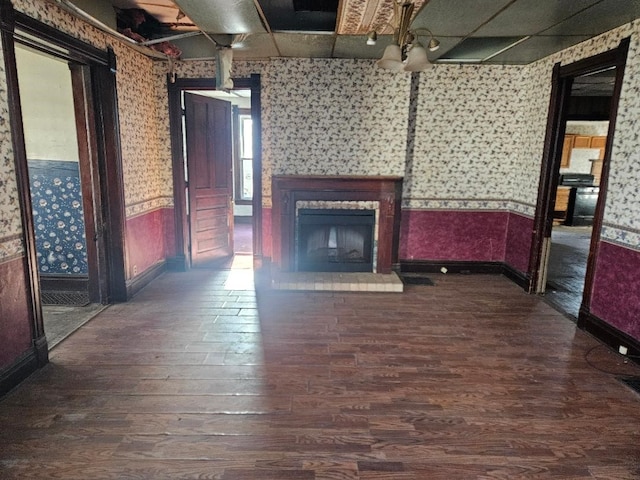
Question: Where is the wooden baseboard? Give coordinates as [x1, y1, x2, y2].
[399, 260, 531, 290]
[126, 261, 166, 299]
[578, 308, 640, 366]
[502, 264, 531, 290]
[400, 260, 504, 275]
[0, 348, 40, 397]
[40, 275, 89, 292]
[166, 255, 188, 272]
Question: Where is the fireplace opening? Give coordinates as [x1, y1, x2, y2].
[297, 209, 375, 272]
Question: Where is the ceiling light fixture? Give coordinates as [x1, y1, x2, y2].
[368, 0, 440, 72]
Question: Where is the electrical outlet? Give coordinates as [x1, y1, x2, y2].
[133, 265, 138, 276]
[619, 345, 628, 355]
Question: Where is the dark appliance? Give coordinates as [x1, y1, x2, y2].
[566, 186, 599, 226]
[559, 173, 594, 187]
[297, 209, 375, 272]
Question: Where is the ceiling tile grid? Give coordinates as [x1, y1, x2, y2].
[63, 0, 640, 64]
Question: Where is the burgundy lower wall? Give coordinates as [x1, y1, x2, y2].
[126, 208, 171, 278]
[0, 256, 33, 370]
[505, 212, 533, 273]
[591, 241, 640, 341]
[262, 207, 272, 259]
[399, 210, 509, 262]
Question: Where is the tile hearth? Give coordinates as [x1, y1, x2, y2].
[271, 271, 404, 292]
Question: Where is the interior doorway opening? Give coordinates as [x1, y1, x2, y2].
[530, 39, 629, 324]
[13, 43, 104, 347]
[546, 68, 614, 318]
[168, 76, 262, 272]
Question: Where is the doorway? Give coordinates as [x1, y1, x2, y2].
[14, 44, 105, 347]
[529, 39, 629, 324]
[546, 74, 613, 317]
[2, 6, 128, 358]
[168, 76, 262, 272]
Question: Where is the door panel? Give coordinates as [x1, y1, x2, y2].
[184, 93, 233, 266]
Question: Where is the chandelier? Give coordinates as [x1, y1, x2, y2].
[368, 0, 440, 72]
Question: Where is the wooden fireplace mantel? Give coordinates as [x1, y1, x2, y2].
[271, 175, 403, 273]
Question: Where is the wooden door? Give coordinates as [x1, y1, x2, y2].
[184, 93, 233, 266]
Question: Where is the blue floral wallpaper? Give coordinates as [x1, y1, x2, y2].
[28, 160, 88, 275]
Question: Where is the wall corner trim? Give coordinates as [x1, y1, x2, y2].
[0, 348, 40, 397]
[578, 308, 640, 366]
[125, 260, 166, 299]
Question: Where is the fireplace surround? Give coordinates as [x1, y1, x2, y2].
[271, 175, 403, 273]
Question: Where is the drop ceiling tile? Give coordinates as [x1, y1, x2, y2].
[439, 37, 526, 61]
[274, 33, 335, 58]
[411, 0, 514, 37]
[174, 0, 266, 34]
[540, 0, 640, 35]
[485, 35, 592, 64]
[232, 34, 280, 59]
[472, 0, 600, 36]
[171, 34, 217, 59]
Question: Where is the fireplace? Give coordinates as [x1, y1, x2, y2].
[297, 209, 375, 272]
[272, 176, 403, 274]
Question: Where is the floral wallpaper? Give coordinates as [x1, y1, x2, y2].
[405, 64, 528, 212]
[519, 20, 640, 250]
[0, 40, 24, 262]
[13, 0, 173, 220]
[3, 0, 640, 257]
[264, 58, 409, 200]
[171, 58, 410, 206]
[28, 160, 88, 275]
[112, 43, 173, 217]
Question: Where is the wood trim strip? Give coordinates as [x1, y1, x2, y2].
[91, 54, 128, 302]
[125, 260, 166, 299]
[10, 11, 108, 65]
[0, 0, 46, 348]
[40, 275, 89, 292]
[578, 307, 640, 367]
[580, 37, 630, 310]
[400, 260, 530, 290]
[0, 348, 39, 397]
[251, 74, 263, 265]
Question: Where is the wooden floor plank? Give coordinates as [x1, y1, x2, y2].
[1, 270, 640, 479]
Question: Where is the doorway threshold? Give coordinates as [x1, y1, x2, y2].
[271, 271, 403, 293]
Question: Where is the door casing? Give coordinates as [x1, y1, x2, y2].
[168, 76, 262, 271]
[528, 38, 630, 325]
[0, 5, 128, 361]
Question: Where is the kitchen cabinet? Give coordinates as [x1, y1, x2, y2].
[573, 135, 591, 148]
[561, 135, 574, 168]
[561, 134, 607, 175]
[554, 186, 571, 223]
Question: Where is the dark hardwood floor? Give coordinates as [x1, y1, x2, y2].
[1, 269, 640, 479]
[546, 226, 592, 319]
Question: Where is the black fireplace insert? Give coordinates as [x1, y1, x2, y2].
[296, 209, 375, 272]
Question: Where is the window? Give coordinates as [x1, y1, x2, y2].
[238, 114, 253, 201]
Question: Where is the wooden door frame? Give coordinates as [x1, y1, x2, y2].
[0, 3, 128, 359]
[167, 75, 262, 271]
[528, 38, 630, 320]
